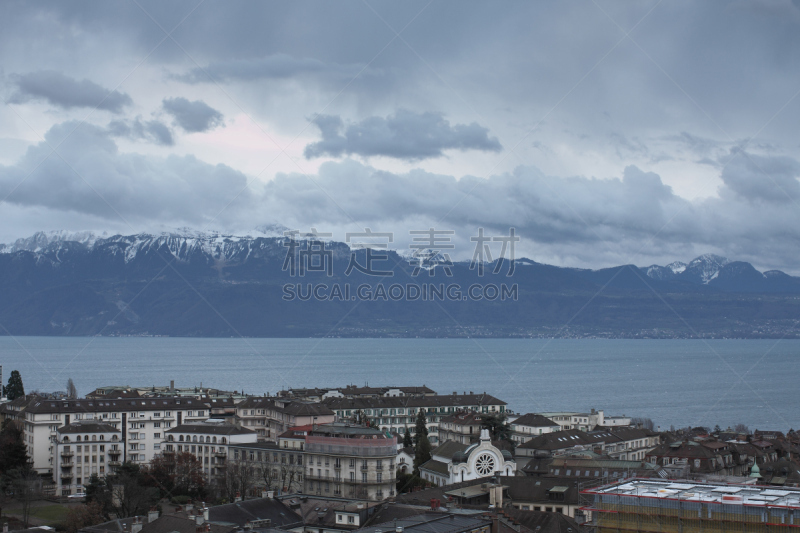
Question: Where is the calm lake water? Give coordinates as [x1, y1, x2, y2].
[1, 337, 797, 431]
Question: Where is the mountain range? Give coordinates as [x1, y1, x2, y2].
[1, 230, 798, 338]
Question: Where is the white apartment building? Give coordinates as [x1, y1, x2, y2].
[323, 393, 507, 445]
[53, 421, 122, 496]
[508, 413, 561, 444]
[4, 395, 210, 476]
[163, 421, 257, 482]
[538, 409, 630, 432]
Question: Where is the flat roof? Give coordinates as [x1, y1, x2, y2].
[585, 479, 800, 509]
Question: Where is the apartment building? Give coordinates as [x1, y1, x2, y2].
[53, 421, 122, 496]
[3, 395, 210, 475]
[516, 427, 659, 461]
[277, 385, 437, 401]
[303, 423, 396, 501]
[235, 397, 335, 441]
[229, 440, 305, 495]
[438, 411, 484, 445]
[509, 413, 561, 444]
[163, 422, 257, 481]
[322, 393, 506, 445]
[538, 409, 630, 431]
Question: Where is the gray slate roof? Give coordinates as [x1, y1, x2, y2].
[206, 497, 303, 528]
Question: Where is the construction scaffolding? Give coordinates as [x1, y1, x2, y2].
[582, 479, 800, 533]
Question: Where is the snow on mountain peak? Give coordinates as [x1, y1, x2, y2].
[667, 261, 687, 274]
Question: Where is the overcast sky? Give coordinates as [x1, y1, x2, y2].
[2, 0, 800, 272]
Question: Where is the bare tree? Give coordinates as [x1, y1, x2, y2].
[261, 464, 280, 493]
[11, 469, 42, 527]
[66, 378, 78, 399]
[220, 460, 256, 502]
[280, 463, 303, 493]
[631, 417, 655, 431]
[733, 423, 751, 435]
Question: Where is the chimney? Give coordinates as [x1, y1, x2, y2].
[131, 518, 143, 533]
[196, 515, 205, 526]
[262, 491, 268, 498]
[267, 490, 274, 499]
[491, 515, 499, 533]
[203, 507, 209, 521]
[170, 380, 175, 391]
[4, 523, 9, 533]
[148, 510, 159, 523]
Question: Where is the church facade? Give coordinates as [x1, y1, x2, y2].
[419, 429, 516, 486]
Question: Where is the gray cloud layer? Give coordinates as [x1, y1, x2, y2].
[162, 97, 224, 133]
[8, 71, 132, 113]
[304, 111, 503, 160]
[2, 120, 799, 272]
[177, 54, 364, 84]
[107, 118, 174, 146]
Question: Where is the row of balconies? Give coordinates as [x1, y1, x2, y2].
[304, 473, 391, 485]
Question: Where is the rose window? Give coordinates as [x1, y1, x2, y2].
[474, 453, 496, 476]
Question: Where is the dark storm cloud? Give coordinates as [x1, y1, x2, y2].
[176, 54, 364, 84]
[720, 148, 800, 204]
[304, 111, 503, 160]
[107, 118, 174, 146]
[162, 97, 224, 133]
[8, 71, 132, 113]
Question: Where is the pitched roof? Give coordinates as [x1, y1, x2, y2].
[419, 459, 451, 476]
[166, 423, 256, 436]
[433, 441, 469, 461]
[358, 513, 491, 533]
[498, 509, 587, 533]
[510, 414, 560, 428]
[323, 394, 506, 411]
[57, 422, 120, 434]
[139, 516, 233, 533]
[206, 498, 303, 528]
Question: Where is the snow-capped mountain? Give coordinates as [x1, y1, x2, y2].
[1, 230, 799, 338]
[0, 227, 308, 265]
[682, 253, 730, 284]
[644, 254, 730, 284]
[0, 230, 103, 254]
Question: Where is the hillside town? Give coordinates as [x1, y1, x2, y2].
[1, 372, 800, 533]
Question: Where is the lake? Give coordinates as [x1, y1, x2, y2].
[1, 336, 797, 431]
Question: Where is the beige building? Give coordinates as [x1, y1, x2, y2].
[235, 397, 335, 441]
[53, 421, 122, 496]
[303, 423, 396, 501]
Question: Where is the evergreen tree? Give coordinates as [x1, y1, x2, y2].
[413, 433, 432, 476]
[5, 370, 24, 400]
[414, 409, 428, 445]
[481, 413, 512, 442]
[403, 428, 413, 448]
[0, 420, 29, 473]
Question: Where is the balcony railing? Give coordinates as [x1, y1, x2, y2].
[61, 451, 74, 457]
[304, 473, 390, 485]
